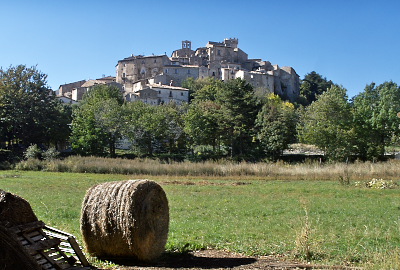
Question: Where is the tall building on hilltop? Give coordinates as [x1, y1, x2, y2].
[116, 38, 300, 102]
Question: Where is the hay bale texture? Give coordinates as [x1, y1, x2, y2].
[81, 179, 169, 261]
[0, 189, 38, 227]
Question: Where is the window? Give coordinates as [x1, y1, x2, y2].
[187, 69, 190, 74]
[122, 73, 126, 78]
[154, 59, 157, 63]
[181, 92, 184, 96]
[217, 50, 221, 56]
[141, 60, 145, 64]
[165, 69, 168, 74]
[174, 69, 178, 74]
[169, 91, 172, 97]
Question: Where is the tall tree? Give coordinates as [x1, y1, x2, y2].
[255, 94, 297, 159]
[218, 78, 260, 158]
[0, 65, 70, 149]
[184, 100, 223, 155]
[185, 78, 260, 160]
[298, 71, 334, 106]
[123, 102, 186, 158]
[298, 85, 354, 161]
[352, 82, 400, 160]
[70, 84, 124, 156]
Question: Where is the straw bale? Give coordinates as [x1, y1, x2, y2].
[0, 190, 41, 269]
[0, 189, 38, 227]
[81, 179, 169, 261]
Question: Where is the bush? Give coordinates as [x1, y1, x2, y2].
[15, 159, 44, 171]
[24, 144, 42, 160]
[42, 147, 60, 161]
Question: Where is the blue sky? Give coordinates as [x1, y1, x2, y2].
[1, 0, 399, 99]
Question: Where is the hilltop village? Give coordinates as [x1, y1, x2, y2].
[57, 38, 300, 104]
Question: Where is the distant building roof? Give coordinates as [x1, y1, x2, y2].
[81, 80, 108, 88]
[148, 84, 189, 91]
[120, 54, 166, 62]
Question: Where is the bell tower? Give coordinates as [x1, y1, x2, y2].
[182, 40, 191, 50]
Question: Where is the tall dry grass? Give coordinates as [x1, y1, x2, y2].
[15, 156, 400, 180]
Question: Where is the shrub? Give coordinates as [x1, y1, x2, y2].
[42, 147, 60, 161]
[24, 144, 42, 160]
[14, 159, 43, 171]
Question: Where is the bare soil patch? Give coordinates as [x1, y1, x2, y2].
[105, 249, 362, 270]
[163, 180, 251, 186]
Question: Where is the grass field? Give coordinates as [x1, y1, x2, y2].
[1, 170, 399, 269]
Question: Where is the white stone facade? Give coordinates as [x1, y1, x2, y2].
[125, 81, 189, 106]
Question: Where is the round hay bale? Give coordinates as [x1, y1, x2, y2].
[0, 189, 38, 227]
[81, 179, 169, 261]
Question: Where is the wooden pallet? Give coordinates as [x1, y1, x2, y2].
[8, 221, 91, 270]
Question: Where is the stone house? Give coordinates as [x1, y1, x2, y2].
[116, 38, 300, 102]
[125, 80, 189, 105]
[57, 77, 123, 101]
[58, 38, 300, 104]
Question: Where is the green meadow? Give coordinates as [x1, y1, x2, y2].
[1, 170, 399, 269]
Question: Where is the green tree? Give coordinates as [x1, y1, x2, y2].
[352, 82, 400, 160]
[298, 85, 354, 161]
[182, 77, 214, 101]
[255, 94, 297, 159]
[219, 78, 260, 158]
[184, 100, 224, 157]
[70, 84, 124, 156]
[123, 102, 186, 158]
[185, 78, 260, 160]
[298, 71, 334, 106]
[0, 65, 71, 150]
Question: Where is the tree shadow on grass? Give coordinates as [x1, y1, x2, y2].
[105, 251, 257, 269]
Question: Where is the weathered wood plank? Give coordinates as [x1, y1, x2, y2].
[37, 257, 48, 265]
[8, 220, 45, 234]
[26, 230, 41, 238]
[21, 239, 29, 246]
[44, 225, 74, 238]
[42, 262, 55, 270]
[30, 234, 46, 242]
[67, 237, 90, 267]
[25, 238, 61, 252]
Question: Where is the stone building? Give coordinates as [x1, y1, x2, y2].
[57, 76, 123, 102]
[124, 79, 189, 105]
[116, 38, 300, 102]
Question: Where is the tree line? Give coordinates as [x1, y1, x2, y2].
[1, 65, 400, 162]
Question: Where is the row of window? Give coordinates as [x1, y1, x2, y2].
[165, 69, 191, 74]
[142, 91, 185, 97]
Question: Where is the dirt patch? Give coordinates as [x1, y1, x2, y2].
[106, 249, 362, 270]
[163, 181, 251, 186]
